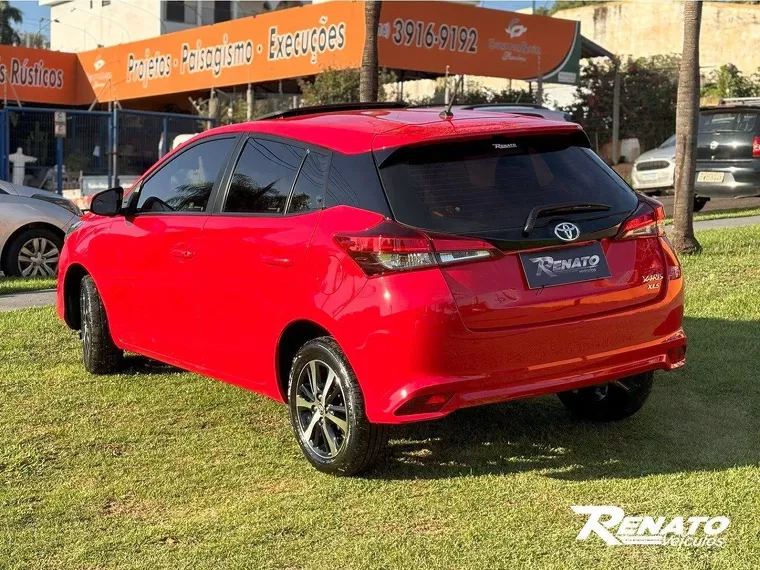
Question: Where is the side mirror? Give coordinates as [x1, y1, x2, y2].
[90, 186, 123, 216]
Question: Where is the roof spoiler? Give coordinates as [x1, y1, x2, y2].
[255, 102, 407, 121]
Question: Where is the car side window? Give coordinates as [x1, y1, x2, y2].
[287, 150, 329, 214]
[136, 137, 234, 214]
[223, 138, 305, 214]
[325, 152, 392, 217]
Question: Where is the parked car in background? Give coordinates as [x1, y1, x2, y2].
[632, 135, 675, 195]
[696, 98, 760, 199]
[0, 182, 81, 277]
[58, 103, 686, 475]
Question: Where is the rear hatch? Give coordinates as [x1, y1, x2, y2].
[697, 108, 759, 162]
[375, 132, 666, 330]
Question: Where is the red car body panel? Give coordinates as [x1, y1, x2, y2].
[57, 108, 686, 425]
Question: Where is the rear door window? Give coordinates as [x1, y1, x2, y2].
[288, 150, 329, 213]
[377, 134, 637, 234]
[223, 138, 305, 214]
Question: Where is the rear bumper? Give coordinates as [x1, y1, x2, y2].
[695, 161, 760, 197]
[333, 263, 686, 425]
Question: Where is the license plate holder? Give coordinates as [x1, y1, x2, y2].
[519, 242, 612, 289]
[697, 171, 725, 183]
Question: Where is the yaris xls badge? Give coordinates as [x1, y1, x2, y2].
[58, 104, 686, 475]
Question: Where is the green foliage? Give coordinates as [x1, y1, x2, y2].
[63, 151, 89, 174]
[298, 68, 397, 106]
[0, 0, 22, 46]
[413, 79, 536, 106]
[19, 31, 49, 49]
[563, 54, 680, 152]
[701, 64, 760, 100]
[549, 1, 608, 14]
[24, 122, 49, 165]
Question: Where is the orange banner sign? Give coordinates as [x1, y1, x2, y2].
[0, 45, 78, 105]
[378, 2, 580, 82]
[76, 1, 366, 103]
[0, 1, 581, 106]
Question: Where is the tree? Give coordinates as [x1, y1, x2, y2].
[563, 55, 679, 153]
[298, 68, 396, 106]
[548, 1, 608, 15]
[672, 0, 703, 254]
[360, 1, 381, 102]
[19, 31, 49, 49]
[701, 64, 759, 100]
[0, 1, 22, 46]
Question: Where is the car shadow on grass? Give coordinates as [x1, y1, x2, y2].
[119, 354, 185, 376]
[372, 317, 760, 481]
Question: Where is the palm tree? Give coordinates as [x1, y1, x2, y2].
[672, 0, 702, 254]
[360, 1, 382, 102]
[0, 1, 22, 46]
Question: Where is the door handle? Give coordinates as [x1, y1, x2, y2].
[170, 248, 195, 259]
[262, 256, 294, 267]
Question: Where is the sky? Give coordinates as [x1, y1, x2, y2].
[9, 0, 554, 40]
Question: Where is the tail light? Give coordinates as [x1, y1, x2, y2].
[616, 202, 665, 240]
[334, 220, 502, 276]
[753, 136, 760, 158]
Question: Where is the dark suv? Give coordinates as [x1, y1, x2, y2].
[696, 99, 760, 198]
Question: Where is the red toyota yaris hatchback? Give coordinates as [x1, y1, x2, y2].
[58, 103, 686, 475]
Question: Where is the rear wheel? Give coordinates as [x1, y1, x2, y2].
[80, 275, 124, 374]
[3, 229, 62, 277]
[557, 372, 654, 421]
[288, 337, 388, 475]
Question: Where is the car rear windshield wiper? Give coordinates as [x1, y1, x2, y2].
[523, 203, 612, 236]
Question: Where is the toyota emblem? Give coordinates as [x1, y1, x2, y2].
[554, 222, 581, 242]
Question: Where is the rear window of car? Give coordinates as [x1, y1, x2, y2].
[376, 134, 637, 234]
[699, 111, 758, 133]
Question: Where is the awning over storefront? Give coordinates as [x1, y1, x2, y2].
[0, 1, 593, 107]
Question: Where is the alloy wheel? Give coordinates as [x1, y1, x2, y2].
[294, 359, 349, 460]
[17, 237, 60, 277]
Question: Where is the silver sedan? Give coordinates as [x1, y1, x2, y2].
[0, 182, 81, 277]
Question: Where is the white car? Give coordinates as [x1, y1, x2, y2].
[631, 135, 675, 195]
[0, 182, 81, 277]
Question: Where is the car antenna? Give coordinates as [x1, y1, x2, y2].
[439, 75, 464, 119]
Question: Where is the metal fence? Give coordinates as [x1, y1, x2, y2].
[0, 107, 216, 200]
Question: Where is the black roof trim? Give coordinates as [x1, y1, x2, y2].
[462, 103, 549, 110]
[256, 102, 408, 121]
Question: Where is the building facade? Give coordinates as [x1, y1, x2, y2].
[41, 0, 304, 52]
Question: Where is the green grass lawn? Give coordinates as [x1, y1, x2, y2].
[665, 205, 760, 225]
[0, 276, 57, 296]
[1, 227, 759, 569]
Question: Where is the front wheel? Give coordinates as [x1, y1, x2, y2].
[80, 275, 124, 374]
[557, 372, 654, 421]
[288, 337, 388, 475]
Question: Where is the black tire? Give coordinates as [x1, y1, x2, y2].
[693, 196, 709, 212]
[557, 372, 654, 422]
[2, 228, 63, 277]
[80, 275, 124, 374]
[288, 336, 388, 475]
